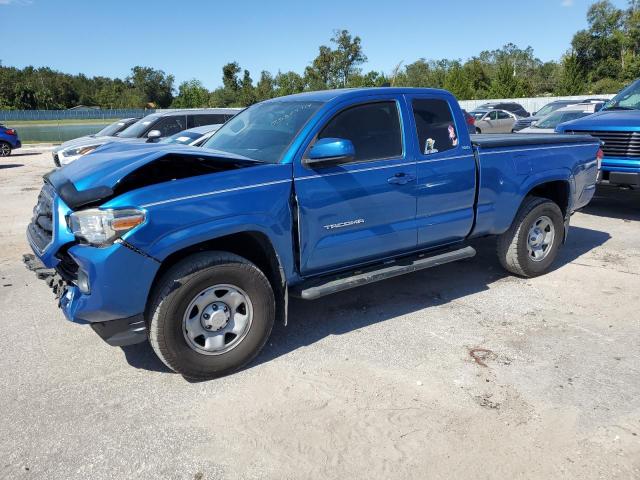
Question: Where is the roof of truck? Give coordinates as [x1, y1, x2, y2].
[268, 87, 452, 103]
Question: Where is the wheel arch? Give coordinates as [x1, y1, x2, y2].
[146, 230, 288, 324]
[523, 179, 572, 216]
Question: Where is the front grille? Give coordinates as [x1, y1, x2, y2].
[513, 118, 534, 131]
[55, 249, 79, 282]
[566, 130, 640, 158]
[27, 184, 55, 253]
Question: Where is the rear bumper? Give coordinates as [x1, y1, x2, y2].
[600, 170, 640, 187]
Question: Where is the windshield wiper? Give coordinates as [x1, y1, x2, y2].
[603, 105, 637, 111]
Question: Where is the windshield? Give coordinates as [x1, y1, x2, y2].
[535, 102, 570, 118]
[117, 114, 160, 138]
[535, 110, 592, 129]
[94, 119, 131, 137]
[603, 80, 640, 110]
[202, 100, 322, 163]
[159, 130, 202, 145]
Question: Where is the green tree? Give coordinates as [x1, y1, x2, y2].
[255, 71, 275, 101]
[171, 79, 210, 108]
[274, 71, 305, 96]
[556, 53, 585, 95]
[128, 66, 174, 108]
[239, 70, 256, 106]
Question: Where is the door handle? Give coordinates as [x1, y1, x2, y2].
[387, 173, 416, 185]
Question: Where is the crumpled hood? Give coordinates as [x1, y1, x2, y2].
[46, 142, 259, 209]
[557, 109, 640, 131]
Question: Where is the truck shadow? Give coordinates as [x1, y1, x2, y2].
[251, 224, 611, 371]
[580, 186, 640, 221]
[118, 225, 610, 377]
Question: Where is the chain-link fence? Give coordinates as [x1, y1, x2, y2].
[0, 109, 155, 142]
[0, 108, 152, 122]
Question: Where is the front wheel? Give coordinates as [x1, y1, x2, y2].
[148, 251, 275, 379]
[497, 196, 564, 277]
[0, 142, 11, 157]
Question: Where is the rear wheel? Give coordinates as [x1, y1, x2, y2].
[0, 142, 11, 157]
[497, 196, 564, 277]
[148, 251, 275, 380]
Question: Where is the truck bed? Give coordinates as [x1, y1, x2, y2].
[471, 133, 598, 149]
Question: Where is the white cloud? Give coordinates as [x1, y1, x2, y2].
[561, 0, 574, 6]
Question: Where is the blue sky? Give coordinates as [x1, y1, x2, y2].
[0, 0, 629, 89]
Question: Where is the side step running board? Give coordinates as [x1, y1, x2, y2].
[292, 246, 476, 300]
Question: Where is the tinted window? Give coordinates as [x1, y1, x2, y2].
[189, 114, 229, 128]
[118, 114, 161, 138]
[497, 111, 511, 119]
[411, 99, 458, 154]
[318, 101, 402, 162]
[489, 110, 499, 120]
[152, 115, 187, 137]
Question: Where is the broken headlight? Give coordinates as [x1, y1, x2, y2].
[69, 208, 146, 246]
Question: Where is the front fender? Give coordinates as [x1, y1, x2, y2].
[141, 214, 295, 277]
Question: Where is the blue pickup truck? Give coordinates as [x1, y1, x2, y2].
[557, 79, 640, 189]
[26, 88, 601, 379]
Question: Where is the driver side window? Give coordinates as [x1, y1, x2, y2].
[317, 101, 402, 163]
[488, 111, 499, 120]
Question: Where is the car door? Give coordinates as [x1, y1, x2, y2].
[484, 110, 500, 133]
[293, 97, 418, 275]
[496, 110, 514, 132]
[405, 94, 476, 248]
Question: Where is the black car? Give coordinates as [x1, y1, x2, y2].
[478, 102, 530, 118]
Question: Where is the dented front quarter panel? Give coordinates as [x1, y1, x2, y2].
[103, 162, 297, 281]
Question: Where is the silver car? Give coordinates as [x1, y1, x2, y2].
[470, 109, 518, 134]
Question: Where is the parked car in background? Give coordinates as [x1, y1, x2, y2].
[512, 98, 609, 132]
[52, 117, 139, 166]
[518, 103, 603, 133]
[159, 125, 222, 147]
[557, 79, 640, 189]
[478, 101, 529, 117]
[471, 109, 518, 133]
[0, 124, 21, 157]
[461, 109, 476, 135]
[27, 87, 600, 379]
[53, 108, 239, 166]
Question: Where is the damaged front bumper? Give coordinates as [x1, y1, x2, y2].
[24, 242, 158, 346]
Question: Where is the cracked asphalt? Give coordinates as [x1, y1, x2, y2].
[1, 150, 639, 479]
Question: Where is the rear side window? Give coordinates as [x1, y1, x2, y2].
[318, 101, 402, 162]
[152, 115, 187, 137]
[412, 99, 458, 155]
[189, 114, 229, 128]
[497, 111, 511, 119]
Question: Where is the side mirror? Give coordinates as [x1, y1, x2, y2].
[146, 129, 161, 142]
[305, 138, 355, 168]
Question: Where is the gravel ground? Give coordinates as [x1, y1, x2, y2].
[1, 151, 639, 480]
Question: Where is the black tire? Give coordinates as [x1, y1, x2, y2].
[0, 142, 11, 157]
[496, 196, 564, 278]
[147, 251, 275, 380]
